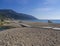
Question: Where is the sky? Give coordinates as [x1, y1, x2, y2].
[0, 0, 60, 19]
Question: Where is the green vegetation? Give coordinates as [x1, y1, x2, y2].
[0, 15, 5, 26]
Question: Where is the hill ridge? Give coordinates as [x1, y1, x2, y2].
[0, 9, 38, 21]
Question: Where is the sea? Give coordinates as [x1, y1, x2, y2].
[29, 20, 60, 24]
[39, 20, 60, 24]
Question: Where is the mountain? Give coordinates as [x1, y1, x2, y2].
[0, 9, 38, 21]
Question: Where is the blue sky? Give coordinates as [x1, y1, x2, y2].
[0, 0, 60, 19]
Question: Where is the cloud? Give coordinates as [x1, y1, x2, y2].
[34, 7, 52, 12]
[44, 0, 60, 5]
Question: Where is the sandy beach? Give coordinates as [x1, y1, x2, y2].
[0, 22, 60, 46]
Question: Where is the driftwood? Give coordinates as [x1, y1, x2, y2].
[20, 23, 32, 27]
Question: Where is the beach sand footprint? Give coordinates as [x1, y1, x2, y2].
[13, 41, 25, 46]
